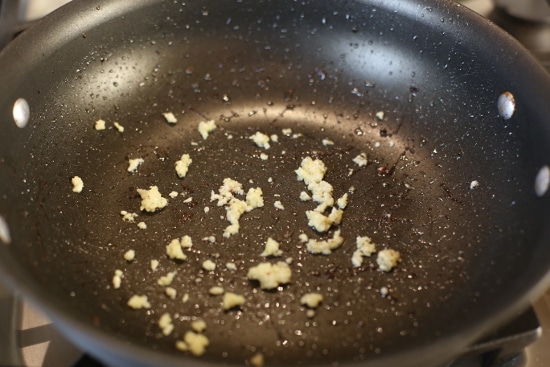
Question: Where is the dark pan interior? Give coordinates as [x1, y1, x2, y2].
[2, 0, 550, 366]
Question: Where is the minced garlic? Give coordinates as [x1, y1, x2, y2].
[159, 313, 174, 336]
[112, 269, 123, 289]
[94, 119, 106, 130]
[274, 200, 285, 210]
[124, 250, 135, 262]
[166, 239, 186, 260]
[175, 154, 192, 178]
[202, 259, 216, 271]
[299, 191, 312, 201]
[166, 236, 192, 260]
[165, 287, 177, 299]
[352, 236, 376, 267]
[176, 331, 210, 356]
[377, 249, 401, 272]
[298, 233, 309, 243]
[191, 320, 207, 333]
[353, 153, 368, 167]
[296, 156, 345, 233]
[137, 186, 168, 212]
[247, 261, 291, 290]
[211, 179, 264, 238]
[223, 292, 245, 310]
[249, 131, 271, 149]
[306, 230, 344, 255]
[300, 293, 323, 308]
[120, 211, 138, 223]
[127, 158, 144, 173]
[209, 286, 224, 296]
[113, 121, 124, 133]
[71, 176, 84, 193]
[305, 207, 343, 233]
[127, 295, 151, 309]
[150, 259, 159, 271]
[250, 352, 265, 367]
[157, 271, 177, 286]
[337, 193, 349, 209]
[163, 112, 177, 124]
[260, 237, 282, 257]
[198, 119, 216, 140]
[296, 157, 327, 185]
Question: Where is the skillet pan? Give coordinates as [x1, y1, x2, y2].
[1, 0, 550, 366]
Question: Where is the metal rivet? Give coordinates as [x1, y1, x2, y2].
[535, 166, 550, 197]
[13, 98, 30, 128]
[497, 91, 515, 120]
[0, 216, 11, 245]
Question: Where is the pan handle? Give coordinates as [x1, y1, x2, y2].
[0, 0, 21, 50]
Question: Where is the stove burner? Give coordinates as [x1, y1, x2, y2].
[446, 308, 541, 367]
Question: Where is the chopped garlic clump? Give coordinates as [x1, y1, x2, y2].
[94, 119, 106, 130]
[260, 237, 282, 257]
[306, 230, 344, 255]
[120, 210, 138, 222]
[198, 119, 216, 140]
[124, 250, 135, 261]
[209, 286, 225, 296]
[300, 293, 323, 308]
[352, 236, 377, 267]
[137, 186, 168, 212]
[112, 269, 123, 289]
[127, 295, 151, 309]
[166, 238, 187, 260]
[223, 292, 246, 310]
[176, 331, 210, 356]
[249, 131, 271, 149]
[377, 249, 401, 272]
[71, 176, 84, 193]
[175, 154, 192, 178]
[250, 352, 265, 367]
[163, 112, 177, 124]
[157, 271, 177, 286]
[211, 179, 264, 238]
[113, 122, 124, 133]
[159, 313, 174, 336]
[247, 261, 291, 290]
[127, 158, 144, 172]
[353, 153, 368, 167]
[202, 259, 216, 271]
[191, 320, 207, 333]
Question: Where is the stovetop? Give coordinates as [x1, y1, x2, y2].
[2, 1, 550, 366]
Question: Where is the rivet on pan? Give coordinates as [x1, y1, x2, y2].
[13, 98, 30, 128]
[497, 91, 515, 120]
[0, 216, 11, 245]
[535, 165, 550, 197]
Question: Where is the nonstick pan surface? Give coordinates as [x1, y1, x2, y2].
[2, 0, 550, 366]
